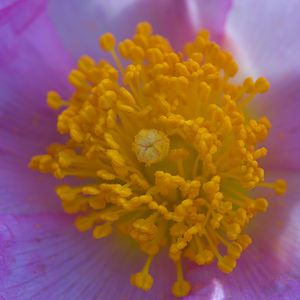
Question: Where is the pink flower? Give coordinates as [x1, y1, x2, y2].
[0, 0, 299, 299]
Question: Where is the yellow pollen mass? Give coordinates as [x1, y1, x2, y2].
[29, 22, 287, 297]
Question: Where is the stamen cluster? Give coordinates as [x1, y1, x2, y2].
[30, 22, 286, 297]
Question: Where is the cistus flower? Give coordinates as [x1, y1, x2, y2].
[1, 1, 300, 300]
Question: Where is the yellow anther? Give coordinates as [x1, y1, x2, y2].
[68, 70, 90, 90]
[255, 197, 268, 212]
[118, 39, 135, 59]
[130, 174, 150, 190]
[47, 91, 67, 110]
[170, 223, 188, 237]
[133, 129, 170, 166]
[180, 181, 201, 199]
[148, 201, 158, 210]
[89, 197, 106, 210]
[136, 22, 152, 36]
[217, 255, 236, 273]
[168, 148, 190, 162]
[106, 109, 117, 129]
[199, 29, 210, 40]
[97, 170, 116, 180]
[119, 87, 136, 106]
[225, 61, 238, 77]
[133, 217, 157, 236]
[255, 77, 270, 93]
[210, 213, 223, 229]
[226, 223, 241, 240]
[69, 123, 85, 143]
[175, 63, 190, 77]
[56, 185, 78, 201]
[274, 179, 287, 195]
[258, 116, 271, 130]
[77, 55, 95, 73]
[81, 186, 99, 196]
[227, 242, 243, 259]
[131, 272, 153, 291]
[202, 177, 220, 195]
[130, 46, 145, 63]
[116, 103, 135, 113]
[99, 33, 116, 51]
[253, 147, 267, 159]
[106, 149, 125, 167]
[146, 48, 164, 65]
[243, 77, 254, 93]
[157, 205, 168, 215]
[133, 33, 148, 49]
[165, 52, 180, 67]
[93, 222, 113, 239]
[104, 132, 120, 150]
[99, 90, 117, 109]
[140, 195, 152, 203]
[237, 234, 252, 250]
[75, 214, 97, 232]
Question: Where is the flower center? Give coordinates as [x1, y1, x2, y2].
[133, 129, 170, 166]
[30, 22, 286, 297]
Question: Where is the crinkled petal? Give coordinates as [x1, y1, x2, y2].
[187, 0, 232, 43]
[226, 0, 300, 80]
[0, 0, 74, 214]
[0, 213, 177, 300]
[184, 171, 300, 299]
[47, 0, 232, 61]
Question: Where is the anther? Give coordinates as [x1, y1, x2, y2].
[131, 256, 154, 291]
[47, 91, 68, 110]
[99, 33, 116, 51]
[255, 77, 270, 93]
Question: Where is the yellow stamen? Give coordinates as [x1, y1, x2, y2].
[258, 179, 287, 195]
[99, 33, 116, 51]
[29, 22, 286, 297]
[47, 91, 69, 110]
[172, 257, 191, 297]
[131, 256, 154, 291]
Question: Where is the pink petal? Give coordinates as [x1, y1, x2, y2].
[47, 0, 232, 61]
[0, 213, 177, 300]
[0, 0, 74, 213]
[224, 1, 300, 171]
[226, 0, 300, 80]
[184, 171, 300, 299]
[187, 0, 232, 43]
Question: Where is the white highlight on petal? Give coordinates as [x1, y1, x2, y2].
[211, 278, 225, 300]
[90, 0, 137, 18]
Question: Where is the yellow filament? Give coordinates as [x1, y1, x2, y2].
[258, 179, 287, 195]
[172, 257, 191, 297]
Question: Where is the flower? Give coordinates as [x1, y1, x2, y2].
[0, 1, 299, 300]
